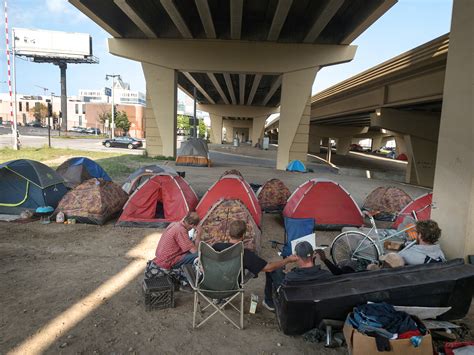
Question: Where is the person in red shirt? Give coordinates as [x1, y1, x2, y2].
[153, 212, 202, 269]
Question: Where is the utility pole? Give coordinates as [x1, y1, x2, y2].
[193, 86, 197, 138]
[59, 62, 67, 133]
[5, 4, 19, 150]
[105, 74, 121, 139]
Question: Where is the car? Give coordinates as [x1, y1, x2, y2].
[69, 126, 87, 133]
[27, 121, 42, 128]
[85, 127, 101, 135]
[349, 143, 364, 152]
[102, 136, 143, 149]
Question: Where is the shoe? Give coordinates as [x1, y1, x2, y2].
[262, 299, 275, 312]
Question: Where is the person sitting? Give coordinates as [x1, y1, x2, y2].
[315, 250, 404, 274]
[151, 212, 202, 270]
[398, 219, 446, 265]
[212, 220, 299, 312]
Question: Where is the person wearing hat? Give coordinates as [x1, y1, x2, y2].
[263, 240, 331, 311]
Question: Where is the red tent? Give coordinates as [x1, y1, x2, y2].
[392, 192, 433, 228]
[117, 173, 198, 227]
[283, 179, 364, 229]
[196, 174, 261, 226]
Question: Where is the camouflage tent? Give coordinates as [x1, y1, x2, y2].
[198, 199, 261, 253]
[220, 169, 243, 179]
[56, 178, 128, 225]
[363, 186, 412, 221]
[257, 178, 291, 212]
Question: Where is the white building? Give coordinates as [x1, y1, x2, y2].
[79, 77, 145, 106]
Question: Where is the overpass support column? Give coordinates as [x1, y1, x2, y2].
[371, 136, 383, 151]
[251, 116, 267, 146]
[142, 63, 177, 158]
[371, 108, 440, 187]
[432, 0, 474, 259]
[394, 135, 407, 156]
[277, 67, 318, 170]
[336, 137, 352, 155]
[308, 128, 322, 154]
[209, 114, 223, 144]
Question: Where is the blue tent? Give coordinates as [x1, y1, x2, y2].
[286, 160, 306, 172]
[0, 159, 67, 214]
[56, 157, 111, 188]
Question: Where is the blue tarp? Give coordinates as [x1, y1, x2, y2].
[286, 160, 306, 172]
[282, 217, 315, 257]
[69, 157, 111, 181]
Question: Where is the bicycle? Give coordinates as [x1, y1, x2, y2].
[329, 204, 432, 270]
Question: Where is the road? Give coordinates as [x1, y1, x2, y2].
[0, 128, 145, 155]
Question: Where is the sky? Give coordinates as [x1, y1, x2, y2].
[0, 0, 453, 100]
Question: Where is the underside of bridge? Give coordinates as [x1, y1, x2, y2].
[70, 0, 397, 169]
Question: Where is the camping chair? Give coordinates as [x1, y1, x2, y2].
[270, 217, 315, 257]
[183, 241, 245, 329]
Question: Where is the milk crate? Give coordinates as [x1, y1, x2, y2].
[143, 276, 175, 310]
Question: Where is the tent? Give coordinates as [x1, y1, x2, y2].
[286, 160, 306, 172]
[198, 199, 261, 253]
[56, 157, 111, 188]
[257, 178, 291, 212]
[117, 173, 198, 228]
[392, 192, 433, 228]
[283, 179, 364, 229]
[220, 169, 243, 179]
[121, 165, 177, 195]
[196, 174, 261, 226]
[176, 138, 210, 167]
[0, 159, 67, 214]
[362, 186, 412, 220]
[56, 178, 128, 225]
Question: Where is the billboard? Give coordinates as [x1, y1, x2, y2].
[13, 28, 92, 59]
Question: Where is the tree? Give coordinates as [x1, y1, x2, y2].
[30, 103, 48, 125]
[115, 110, 131, 133]
[198, 119, 207, 138]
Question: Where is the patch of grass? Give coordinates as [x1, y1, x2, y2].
[0, 146, 175, 182]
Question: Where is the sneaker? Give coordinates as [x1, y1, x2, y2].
[262, 299, 275, 312]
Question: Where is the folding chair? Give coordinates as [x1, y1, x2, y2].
[183, 241, 245, 329]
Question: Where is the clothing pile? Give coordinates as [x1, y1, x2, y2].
[348, 302, 428, 351]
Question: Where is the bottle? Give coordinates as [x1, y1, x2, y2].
[56, 211, 65, 224]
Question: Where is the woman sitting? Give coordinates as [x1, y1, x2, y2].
[399, 219, 446, 265]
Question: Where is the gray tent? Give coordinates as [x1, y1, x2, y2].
[122, 165, 177, 195]
[176, 138, 210, 167]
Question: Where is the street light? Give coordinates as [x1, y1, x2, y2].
[105, 74, 121, 139]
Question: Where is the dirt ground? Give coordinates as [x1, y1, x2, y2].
[0, 157, 468, 354]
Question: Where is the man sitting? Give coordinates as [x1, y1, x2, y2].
[399, 219, 446, 265]
[151, 212, 202, 270]
[214, 220, 332, 311]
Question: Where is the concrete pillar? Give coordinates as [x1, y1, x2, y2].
[209, 114, 223, 144]
[405, 135, 438, 187]
[371, 136, 382, 151]
[336, 137, 352, 155]
[308, 125, 322, 154]
[394, 135, 408, 156]
[277, 67, 318, 170]
[381, 136, 390, 147]
[142, 63, 177, 157]
[251, 116, 267, 145]
[432, 0, 474, 259]
[321, 137, 329, 146]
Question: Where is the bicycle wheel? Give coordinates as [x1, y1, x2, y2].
[330, 231, 379, 268]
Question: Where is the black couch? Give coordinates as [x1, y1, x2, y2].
[274, 259, 474, 335]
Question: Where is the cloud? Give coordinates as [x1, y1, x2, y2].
[46, 0, 68, 13]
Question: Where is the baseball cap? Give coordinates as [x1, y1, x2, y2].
[379, 253, 405, 268]
[294, 241, 314, 258]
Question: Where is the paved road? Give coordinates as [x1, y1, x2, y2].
[0, 132, 145, 155]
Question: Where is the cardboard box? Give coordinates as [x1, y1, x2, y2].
[384, 240, 405, 251]
[343, 321, 432, 355]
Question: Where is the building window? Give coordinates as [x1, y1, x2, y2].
[26, 102, 29, 111]
[82, 105, 86, 114]
[19, 102, 22, 112]
[78, 115, 82, 126]
[75, 104, 79, 114]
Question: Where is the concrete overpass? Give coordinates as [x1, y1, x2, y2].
[70, 0, 398, 169]
[267, 33, 448, 187]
